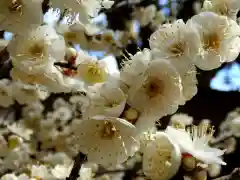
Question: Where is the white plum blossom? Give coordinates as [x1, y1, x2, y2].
[8, 25, 65, 74]
[51, 163, 72, 179]
[187, 12, 240, 70]
[75, 51, 109, 85]
[165, 125, 226, 165]
[142, 132, 182, 180]
[121, 50, 182, 118]
[11, 82, 48, 105]
[0, 0, 43, 34]
[150, 19, 200, 74]
[10, 67, 76, 93]
[170, 113, 193, 128]
[72, 116, 139, 167]
[0, 0, 239, 178]
[57, 20, 100, 47]
[150, 20, 199, 104]
[82, 83, 126, 119]
[7, 123, 33, 141]
[202, 0, 240, 20]
[51, 0, 105, 23]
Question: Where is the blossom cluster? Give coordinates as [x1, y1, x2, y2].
[0, 0, 240, 179]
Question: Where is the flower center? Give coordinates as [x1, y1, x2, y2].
[144, 77, 164, 99]
[202, 33, 220, 51]
[28, 43, 44, 58]
[79, 62, 108, 84]
[101, 121, 117, 139]
[186, 124, 214, 144]
[9, 0, 22, 14]
[169, 42, 185, 56]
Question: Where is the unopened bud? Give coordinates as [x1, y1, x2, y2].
[182, 154, 196, 171]
[65, 47, 77, 63]
[123, 108, 139, 124]
[8, 135, 23, 149]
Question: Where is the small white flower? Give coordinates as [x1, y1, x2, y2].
[8, 25, 65, 74]
[72, 116, 139, 167]
[187, 12, 240, 70]
[57, 21, 100, 48]
[122, 50, 182, 118]
[142, 132, 181, 180]
[53, 106, 73, 122]
[0, 0, 43, 34]
[76, 52, 109, 85]
[202, 0, 240, 20]
[135, 5, 157, 27]
[165, 125, 226, 165]
[22, 101, 44, 119]
[150, 20, 200, 74]
[51, 0, 102, 23]
[82, 83, 126, 119]
[0, 174, 18, 180]
[178, 65, 198, 105]
[31, 165, 52, 179]
[11, 82, 45, 105]
[170, 113, 193, 128]
[0, 79, 14, 107]
[10, 66, 74, 93]
[51, 163, 72, 179]
[120, 49, 151, 89]
[7, 123, 33, 141]
[79, 164, 95, 180]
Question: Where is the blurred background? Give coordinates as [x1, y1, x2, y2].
[0, 0, 240, 177]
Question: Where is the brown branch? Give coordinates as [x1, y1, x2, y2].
[54, 62, 77, 70]
[212, 168, 240, 180]
[210, 132, 234, 146]
[66, 152, 86, 180]
[94, 162, 142, 179]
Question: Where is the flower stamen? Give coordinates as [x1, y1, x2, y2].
[186, 124, 215, 144]
[202, 33, 221, 52]
[101, 121, 117, 139]
[144, 76, 164, 99]
[9, 0, 23, 15]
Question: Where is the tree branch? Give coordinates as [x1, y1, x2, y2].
[66, 152, 86, 180]
[210, 132, 234, 146]
[212, 168, 240, 180]
[54, 62, 77, 70]
[94, 162, 142, 179]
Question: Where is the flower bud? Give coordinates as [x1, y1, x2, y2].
[182, 154, 196, 171]
[8, 135, 23, 149]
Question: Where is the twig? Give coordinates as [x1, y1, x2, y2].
[210, 132, 234, 146]
[66, 152, 86, 180]
[54, 62, 77, 70]
[94, 162, 142, 179]
[212, 168, 240, 180]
